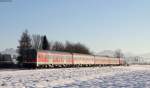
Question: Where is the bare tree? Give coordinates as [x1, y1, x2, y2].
[73, 42, 91, 54]
[64, 41, 91, 54]
[49, 41, 52, 50]
[52, 41, 65, 51]
[31, 34, 42, 50]
[114, 49, 124, 58]
[64, 41, 74, 53]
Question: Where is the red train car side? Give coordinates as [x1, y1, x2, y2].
[37, 51, 73, 68]
[73, 53, 94, 67]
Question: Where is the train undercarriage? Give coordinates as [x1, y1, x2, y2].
[23, 62, 123, 69]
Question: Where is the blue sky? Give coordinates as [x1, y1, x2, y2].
[0, 0, 150, 54]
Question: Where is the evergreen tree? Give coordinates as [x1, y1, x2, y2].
[17, 30, 32, 66]
[42, 35, 49, 50]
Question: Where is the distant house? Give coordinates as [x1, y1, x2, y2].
[0, 54, 14, 68]
[124, 56, 150, 64]
[0, 48, 18, 65]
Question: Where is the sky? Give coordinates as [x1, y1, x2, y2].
[0, 0, 150, 54]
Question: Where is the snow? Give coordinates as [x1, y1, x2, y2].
[0, 65, 150, 88]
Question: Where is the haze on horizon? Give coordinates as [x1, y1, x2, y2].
[0, 0, 150, 54]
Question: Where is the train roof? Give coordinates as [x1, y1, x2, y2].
[94, 55, 123, 59]
[37, 50, 94, 56]
[73, 53, 94, 57]
[37, 50, 72, 55]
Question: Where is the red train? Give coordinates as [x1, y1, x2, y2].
[23, 50, 126, 68]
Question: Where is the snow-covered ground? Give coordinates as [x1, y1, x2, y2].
[0, 65, 150, 88]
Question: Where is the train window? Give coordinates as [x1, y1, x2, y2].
[38, 54, 41, 59]
[79, 57, 81, 59]
[62, 55, 64, 59]
[50, 55, 53, 59]
[61, 56, 63, 60]
[45, 55, 48, 59]
[64, 56, 66, 59]
[53, 56, 55, 59]
[59, 56, 62, 59]
[57, 56, 61, 59]
[66, 56, 68, 59]
[48, 55, 51, 59]
[54, 55, 56, 59]
[75, 57, 77, 59]
[42, 54, 45, 59]
[56, 56, 59, 59]
[61, 56, 63, 59]
[65, 56, 67, 59]
[68, 56, 70, 59]
[81, 57, 83, 60]
[47, 55, 49, 59]
[57, 56, 59, 59]
[40, 54, 43, 59]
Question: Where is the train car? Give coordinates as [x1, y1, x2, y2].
[73, 53, 94, 66]
[94, 56, 107, 66]
[37, 51, 73, 67]
[109, 57, 120, 65]
[94, 56, 123, 66]
[94, 56, 112, 66]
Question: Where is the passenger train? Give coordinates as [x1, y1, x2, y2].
[22, 50, 126, 68]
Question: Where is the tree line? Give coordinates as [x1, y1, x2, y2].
[17, 30, 91, 66]
[31, 34, 91, 54]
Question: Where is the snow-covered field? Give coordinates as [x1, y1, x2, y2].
[0, 65, 150, 88]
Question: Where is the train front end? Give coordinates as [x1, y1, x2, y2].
[22, 49, 37, 68]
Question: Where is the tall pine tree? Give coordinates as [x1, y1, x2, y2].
[42, 35, 49, 50]
[17, 30, 32, 66]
